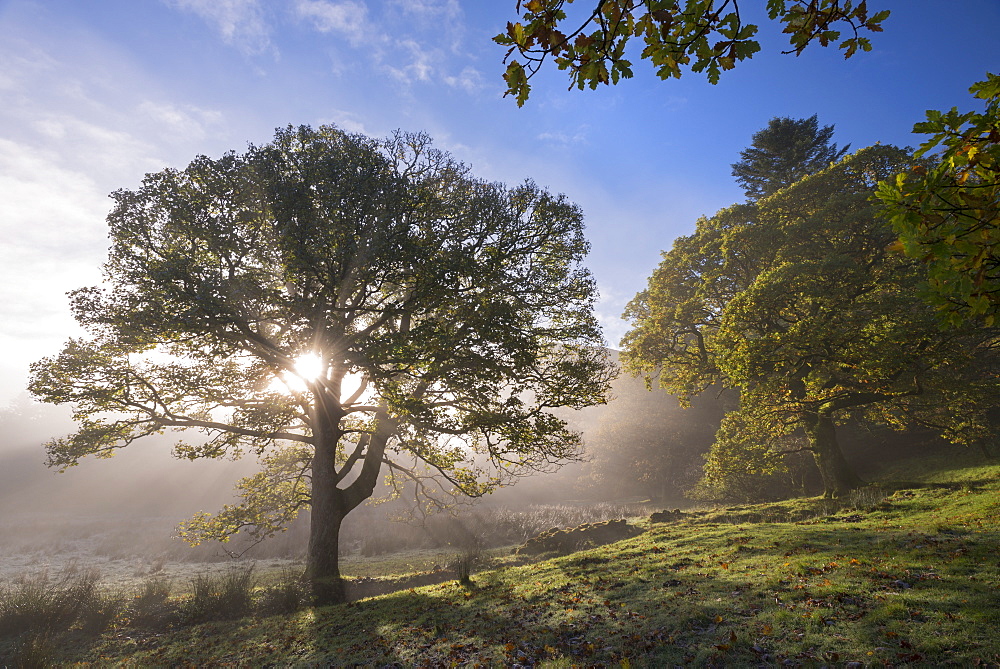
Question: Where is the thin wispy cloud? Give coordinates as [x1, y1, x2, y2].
[389, 0, 465, 54]
[136, 101, 226, 143]
[291, 0, 477, 91]
[443, 66, 485, 94]
[162, 0, 477, 93]
[294, 0, 372, 45]
[537, 128, 589, 146]
[164, 0, 273, 54]
[663, 95, 689, 112]
[386, 39, 436, 84]
[391, 0, 460, 17]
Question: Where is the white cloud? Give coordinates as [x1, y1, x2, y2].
[294, 0, 370, 43]
[443, 66, 484, 94]
[136, 101, 226, 143]
[537, 127, 590, 146]
[164, 0, 273, 54]
[385, 39, 436, 84]
[594, 284, 631, 349]
[0, 13, 235, 404]
[317, 109, 370, 135]
[0, 138, 107, 244]
[0, 136, 106, 382]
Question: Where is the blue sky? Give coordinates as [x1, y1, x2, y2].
[1, 0, 998, 406]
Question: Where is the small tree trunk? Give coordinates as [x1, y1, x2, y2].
[307, 391, 348, 606]
[804, 412, 864, 498]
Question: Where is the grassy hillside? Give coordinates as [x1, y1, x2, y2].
[6, 453, 1000, 666]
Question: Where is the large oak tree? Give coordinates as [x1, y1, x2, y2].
[29, 125, 614, 603]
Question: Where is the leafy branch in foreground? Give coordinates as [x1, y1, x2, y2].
[495, 0, 888, 105]
[878, 72, 1000, 326]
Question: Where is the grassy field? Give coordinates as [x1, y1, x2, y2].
[4, 452, 1000, 666]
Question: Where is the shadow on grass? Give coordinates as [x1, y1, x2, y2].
[22, 512, 1000, 667]
[278, 514, 997, 666]
[12, 475, 1000, 666]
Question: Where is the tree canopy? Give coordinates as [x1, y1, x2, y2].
[623, 145, 999, 498]
[495, 1, 889, 105]
[28, 125, 614, 603]
[877, 72, 1000, 326]
[731, 114, 849, 200]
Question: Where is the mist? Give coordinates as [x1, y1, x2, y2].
[0, 362, 720, 580]
[2, 348, 966, 583]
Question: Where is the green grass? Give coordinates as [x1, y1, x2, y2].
[6, 453, 1000, 666]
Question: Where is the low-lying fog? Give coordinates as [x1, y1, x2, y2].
[0, 365, 936, 591]
[0, 364, 709, 587]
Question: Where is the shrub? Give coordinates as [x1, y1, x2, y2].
[448, 540, 483, 587]
[77, 584, 127, 634]
[8, 632, 54, 669]
[181, 563, 257, 623]
[0, 567, 103, 638]
[257, 569, 306, 616]
[129, 576, 174, 629]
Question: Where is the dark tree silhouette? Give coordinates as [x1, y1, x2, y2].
[732, 115, 849, 200]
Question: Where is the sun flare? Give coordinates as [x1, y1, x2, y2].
[267, 354, 371, 403]
[292, 352, 326, 381]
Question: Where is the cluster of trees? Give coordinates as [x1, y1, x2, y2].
[622, 112, 1000, 500]
[495, 3, 1000, 498]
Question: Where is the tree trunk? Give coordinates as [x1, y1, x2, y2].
[803, 412, 864, 498]
[306, 488, 346, 605]
[306, 392, 396, 606]
[307, 390, 348, 606]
